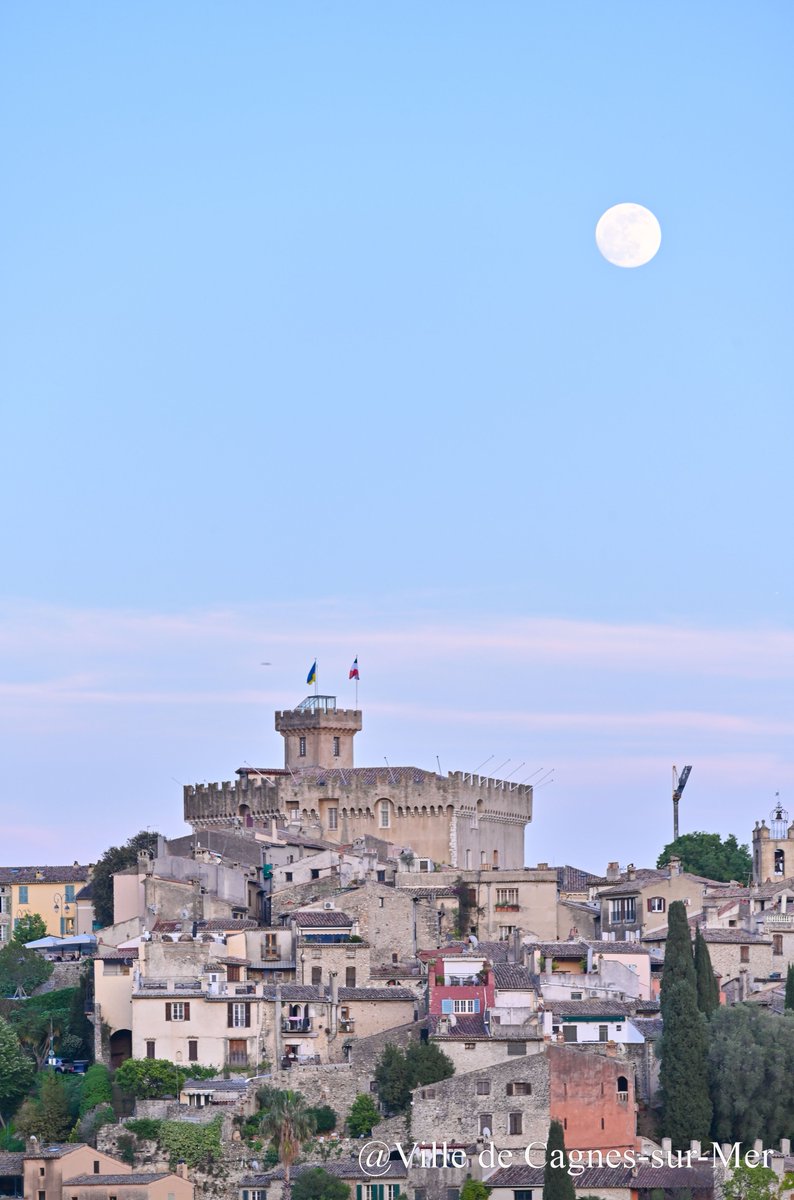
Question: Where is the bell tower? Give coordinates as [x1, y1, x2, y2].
[752, 795, 794, 883]
[274, 695, 362, 770]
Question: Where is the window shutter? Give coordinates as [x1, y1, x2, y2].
[356, 1187, 362, 1200]
[184, 1002, 190, 1021]
[165, 1003, 171, 1021]
[646, 899, 652, 911]
[227, 1003, 234, 1028]
[441, 999, 453, 1014]
[473, 999, 480, 1013]
[506, 1082, 514, 1096]
[245, 1004, 251, 1028]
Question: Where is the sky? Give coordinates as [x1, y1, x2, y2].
[1, 3, 792, 872]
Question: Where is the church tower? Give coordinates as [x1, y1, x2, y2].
[752, 796, 794, 883]
[274, 695, 362, 770]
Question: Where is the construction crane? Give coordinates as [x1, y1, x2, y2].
[672, 764, 692, 841]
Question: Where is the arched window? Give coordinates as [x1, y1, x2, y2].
[617, 1075, 629, 1099]
[775, 849, 785, 876]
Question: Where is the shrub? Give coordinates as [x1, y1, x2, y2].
[308, 1105, 336, 1133]
[125, 1118, 163, 1141]
[80, 1064, 112, 1115]
[117, 1133, 136, 1166]
[158, 1116, 223, 1168]
[347, 1094, 380, 1137]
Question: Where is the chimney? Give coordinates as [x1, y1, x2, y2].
[662, 1138, 672, 1155]
[626, 864, 636, 882]
[781, 1139, 791, 1156]
[176, 1161, 188, 1180]
[753, 1140, 763, 1157]
[669, 856, 682, 877]
[690, 1140, 701, 1158]
[606, 862, 620, 881]
[330, 971, 339, 1005]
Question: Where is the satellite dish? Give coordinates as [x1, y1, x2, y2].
[469, 934, 478, 947]
[482, 1127, 491, 1138]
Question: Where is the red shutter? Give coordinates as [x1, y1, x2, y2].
[646, 899, 652, 912]
[227, 1003, 234, 1027]
[165, 1003, 171, 1021]
[184, 1002, 191, 1021]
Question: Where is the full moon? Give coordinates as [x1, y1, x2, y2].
[595, 202, 662, 268]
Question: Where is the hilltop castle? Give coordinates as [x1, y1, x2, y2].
[183, 694, 533, 868]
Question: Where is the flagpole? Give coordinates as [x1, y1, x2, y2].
[315, 658, 318, 697]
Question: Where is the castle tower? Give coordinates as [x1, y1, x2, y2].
[274, 695, 362, 770]
[752, 795, 794, 883]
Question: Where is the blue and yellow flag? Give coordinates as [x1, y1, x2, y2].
[306, 660, 317, 686]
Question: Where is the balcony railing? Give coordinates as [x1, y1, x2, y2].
[281, 1019, 313, 1033]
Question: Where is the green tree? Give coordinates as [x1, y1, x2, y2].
[12, 914, 48, 946]
[0, 943, 53, 997]
[659, 901, 712, 1147]
[1, 987, 75, 1068]
[374, 1043, 413, 1114]
[785, 964, 794, 1011]
[259, 1091, 316, 1196]
[694, 927, 720, 1015]
[79, 1064, 112, 1115]
[91, 830, 160, 928]
[307, 1105, 336, 1133]
[461, 1182, 491, 1200]
[708, 1005, 794, 1145]
[722, 1164, 779, 1200]
[543, 1119, 575, 1200]
[347, 1093, 380, 1137]
[655, 832, 751, 883]
[38, 1072, 72, 1141]
[0, 1016, 35, 1127]
[292, 1168, 350, 1200]
[374, 1040, 455, 1115]
[114, 1058, 184, 1099]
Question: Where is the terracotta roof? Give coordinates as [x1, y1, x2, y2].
[24, 1144, 87, 1159]
[549, 999, 628, 1018]
[244, 1160, 408, 1184]
[492, 964, 539, 990]
[702, 928, 772, 944]
[486, 1165, 711, 1189]
[64, 1175, 172, 1186]
[0, 865, 91, 885]
[429, 1012, 489, 1038]
[182, 1076, 248, 1092]
[634, 999, 661, 1013]
[153, 917, 258, 933]
[0, 1152, 23, 1174]
[338, 987, 415, 1001]
[527, 940, 589, 958]
[557, 865, 601, 892]
[632, 1016, 664, 1037]
[291, 910, 353, 927]
[398, 886, 457, 898]
[586, 940, 651, 955]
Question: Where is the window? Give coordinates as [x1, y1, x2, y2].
[422, 1087, 436, 1099]
[228, 1002, 251, 1028]
[166, 1002, 190, 1021]
[0, 893, 8, 915]
[0, 925, 7, 943]
[507, 1081, 531, 1096]
[333, 737, 340, 757]
[478, 1113, 493, 1135]
[773, 935, 783, 956]
[310, 869, 320, 880]
[617, 1075, 629, 1100]
[775, 849, 785, 876]
[464, 1042, 476, 1051]
[18, 886, 28, 904]
[446, 1190, 460, 1200]
[498, 925, 516, 940]
[453, 999, 480, 1014]
[65, 884, 75, 902]
[346, 966, 356, 987]
[496, 888, 519, 906]
[476, 1080, 491, 1095]
[146, 1040, 156, 1058]
[188, 1040, 198, 1062]
[562, 1025, 578, 1042]
[509, 1112, 523, 1136]
[506, 1041, 526, 1055]
[298, 737, 306, 758]
[227, 965, 241, 982]
[740, 945, 750, 963]
[285, 873, 293, 883]
[514, 1192, 533, 1200]
[647, 897, 666, 913]
[93, 1161, 100, 1174]
[599, 1025, 608, 1042]
[380, 803, 390, 828]
[379, 898, 384, 908]
[610, 897, 637, 924]
[328, 808, 338, 831]
[311, 967, 322, 985]
[40, 1168, 45, 1177]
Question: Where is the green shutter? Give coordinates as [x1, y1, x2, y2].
[356, 1186, 362, 1200]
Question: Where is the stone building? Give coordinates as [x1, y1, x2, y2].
[596, 860, 724, 941]
[753, 798, 794, 883]
[183, 695, 533, 869]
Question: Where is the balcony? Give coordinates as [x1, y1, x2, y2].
[494, 904, 520, 912]
[339, 1019, 355, 1032]
[438, 977, 483, 988]
[281, 1019, 314, 1034]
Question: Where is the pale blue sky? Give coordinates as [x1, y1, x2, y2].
[1, 4, 792, 869]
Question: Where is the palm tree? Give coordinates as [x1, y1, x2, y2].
[259, 1090, 316, 1198]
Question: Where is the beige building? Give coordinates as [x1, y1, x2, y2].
[596, 859, 725, 941]
[0, 865, 92, 942]
[184, 695, 533, 870]
[22, 1144, 190, 1200]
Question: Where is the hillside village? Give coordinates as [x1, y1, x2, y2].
[2, 694, 794, 1200]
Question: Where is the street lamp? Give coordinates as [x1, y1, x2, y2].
[53, 893, 63, 937]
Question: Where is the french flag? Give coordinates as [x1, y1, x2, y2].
[349, 657, 360, 680]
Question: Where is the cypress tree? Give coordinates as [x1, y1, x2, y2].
[694, 927, 720, 1015]
[660, 901, 712, 1148]
[785, 964, 794, 1011]
[543, 1119, 575, 1200]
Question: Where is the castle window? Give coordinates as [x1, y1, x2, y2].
[775, 849, 785, 876]
[380, 803, 390, 828]
[617, 1075, 629, 1100]
[328, 808, 338, 831]
[299, 737, 306, 758]
[333, 737, 340, 757]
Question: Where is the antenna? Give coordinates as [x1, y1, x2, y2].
[436, 756, 443, 776]
[492, 759, 511, 776]
[384, 757, 397, 785]
[473, 755, 494, 774]
[503, 762, 525, 781]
